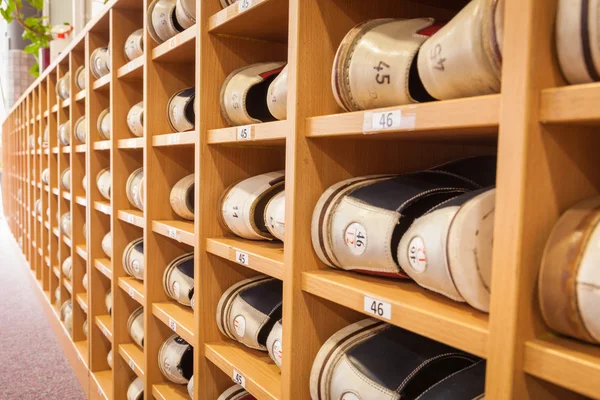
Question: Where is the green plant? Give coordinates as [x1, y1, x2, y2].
[0, 0, 52, 77]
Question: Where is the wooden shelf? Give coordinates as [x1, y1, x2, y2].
[93, 140, 111, 151]
[117, 56, 143, 80]
[523, 335, 600, 399]
[208, 0, 288, 42]
[152, 220, 194, 246]
[74, 340, 89, 369]
[302, 269, 489, 358]
[52, 147, 59, 154]
[93, 74, 111, 91]
[540, 83, 600, 124]
[62, 146, 71, 153]
[152, 302, 194, 344]
[152, 383, 190, 400]
[208, 120, 287, 145]
[205, 341, 281, 400]
[44, 185, 49, 192]
[76, 196, 87, 207]
[64, 279, 73, 294]
[95, 315, 113, 343]
[119, 343, 144, 377]
[153, 132, 196, 147]
[92, 370, 113, 400]
[45, 221, 50, 230]
[62, 98, 71, 108]
[206, 237, 284, 279]
[306, 95, 500, 139]
[43, 110, 49, 118]
[118, 209, 143, 228]
[53, 227, 59, 237]
[95, 258, 112, 280]
[74, 90, 86, 102]
[117, 137, 144, 150]
[152, 27, 196, 62]
[53, 266, 60, 278]
[63, 236, 72, 247]
[45, 256, 50, 266]
[76, 245, 88, 261]
[118, 277, 144, 305]
[74, 144, 86, 153]
[95, 201, 111, 215]
[76, 293, 88, 314]
[52, 188, 59, 196]
[63, 191, 72, 201]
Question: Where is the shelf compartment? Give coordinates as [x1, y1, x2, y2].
[52, 187, 59, 196]
[93, 74, 111, 91]
[205, 341, 281, 400]
[118, 277, 144, 305]
[95, 201, 112, 215]
[117, 137, 144, 150]
[53, 266, 60, 278]
[62, 146, 71, 153]
[523, 335, 600, 399]
[118, 209, 144, 228]
[45, 256, 50, 266]
[208, 120, 287, 145]
[43, 110, 49, 118]
[152, 26, 196, 62]
[92, 370, 113, 400]
[206, 237, 284, 280]
[63, 236, 72, 247]
[117, 56, 143, 80]
[152, 302, 194, 344]
[64, 279, 73, 294]
[93, 140, 111, 151]
[96, 315, 113, 343]
[74, 144, 86, 153]
[95, 258, 113, 280]
[208, 0, 288, 43]
[74, 340, 89, 369]
[540, 83, 600, 124]
[307, 95, 500, 139]
[119, 343, 144, 377]
[302, 269, 489, 358]
[74, 90, 86, 102]
[38, 247, 43, 257]
[53, 227, 60, 237]
[76, 292, 88, 314]
[152, 383, 190, 400]
[153, 131, 196, 147]
[62, 98, 71, 108]
[152, 220, 194, 246]
[52, 146, 59, 154]
[44, 221, 50, 230]
[76, 245, 88, 261]
[76, 196, 87, 207]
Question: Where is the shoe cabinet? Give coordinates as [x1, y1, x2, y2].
[2, 0, 600, 399]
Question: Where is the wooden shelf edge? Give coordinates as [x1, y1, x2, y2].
[302, 269, 489, 358]
[118, 277, 144, 304]
[119, 343, 145, 377]
[205, 341, 281, 400]
[152, 302, 194, 344]
[152, 220, 195, 247]
[207, 120, 287, 145]
[523, 335, 600, 399]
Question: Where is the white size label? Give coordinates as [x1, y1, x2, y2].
[167, 227, 177, 239]
[128, 62, 134, 73]
[103, 327, 109, 337]
[238, 0, 252, 12]
[363, 296, 391, 320]
[127, 214, 134, 224]
[235, 250, 249, 266]
[77, 354, 81, 362]
[169, 37, 178, 49]
[232, 369, 246, 388]
[237, 125, 252, 141]
[168, 318, 177, 331]
[129, 359, 135, 370]
[169, 134, 179, 144]
[369, 110, 402, 131]
[128, 287, 135, 298]
[98, 386, 103, 396]
[102, 266, 110, 276]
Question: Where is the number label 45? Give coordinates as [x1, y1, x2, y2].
[232, 369, 246, 388]
[363, 295, 391, 320]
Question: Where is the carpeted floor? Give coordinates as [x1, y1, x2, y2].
[0, 217, 85, 399]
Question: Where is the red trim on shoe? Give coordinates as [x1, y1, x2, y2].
[417, 22, 447, 37]
[353, 269, 411, 279]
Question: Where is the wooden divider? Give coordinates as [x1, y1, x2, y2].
[3, 0, 600, 399]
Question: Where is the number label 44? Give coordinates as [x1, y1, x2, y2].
[363, 295, 392, 320]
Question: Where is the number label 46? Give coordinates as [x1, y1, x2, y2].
[363, 295, 391, 320]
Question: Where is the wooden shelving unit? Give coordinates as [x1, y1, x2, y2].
[3, 0, 600, 399]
